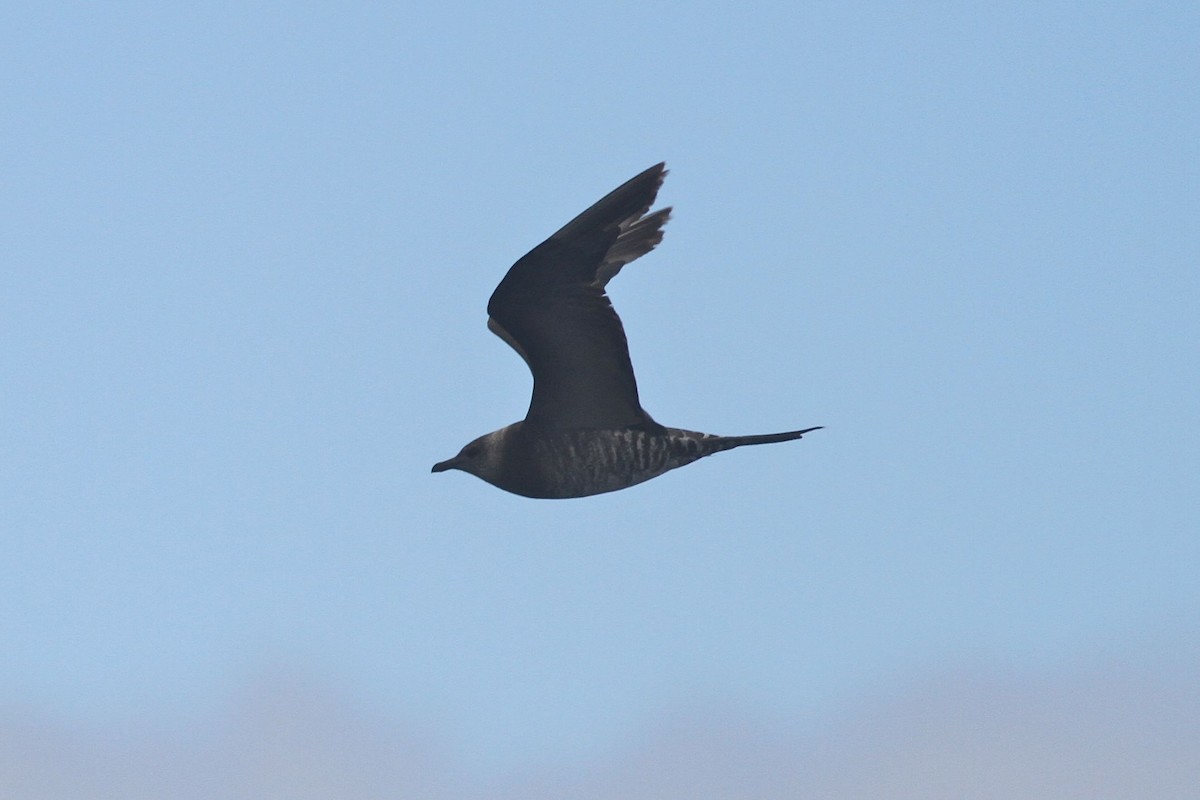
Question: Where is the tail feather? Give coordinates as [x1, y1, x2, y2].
[709, 426, 823, 453]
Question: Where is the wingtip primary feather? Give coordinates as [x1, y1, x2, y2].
[549, 162, 669, 244]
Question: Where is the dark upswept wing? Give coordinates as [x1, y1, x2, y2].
[487, 163, 672, 431]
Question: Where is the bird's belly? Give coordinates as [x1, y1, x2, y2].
[513, 428, 699, 499]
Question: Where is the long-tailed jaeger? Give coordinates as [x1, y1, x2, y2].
[432, 163, 821, 498]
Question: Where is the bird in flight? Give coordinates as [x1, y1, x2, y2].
[432, 163, 821, 498]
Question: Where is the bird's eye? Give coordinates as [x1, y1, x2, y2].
[464, 445, 481, 458]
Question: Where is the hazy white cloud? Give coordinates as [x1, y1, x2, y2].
[0, 676, 457, 800]
[3, 660, 1197, 800]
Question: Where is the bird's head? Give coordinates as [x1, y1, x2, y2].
[431, 425, 513, 485]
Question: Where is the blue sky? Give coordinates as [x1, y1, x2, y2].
[3, 2, 1197, 795]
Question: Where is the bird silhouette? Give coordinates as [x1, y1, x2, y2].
[432, 163, 820, 498]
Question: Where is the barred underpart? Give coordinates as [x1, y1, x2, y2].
[525, 428, 728, 499]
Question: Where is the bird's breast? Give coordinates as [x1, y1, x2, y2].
[501, 427, 710, 499]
